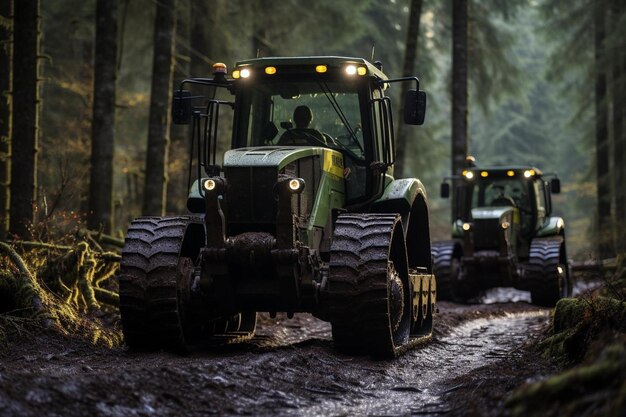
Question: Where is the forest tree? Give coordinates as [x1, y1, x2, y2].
[87, 0, 118, 233]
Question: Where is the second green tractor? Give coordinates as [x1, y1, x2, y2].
[432, 159, 572, 306]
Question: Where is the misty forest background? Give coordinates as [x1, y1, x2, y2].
[1, 0, 625, 261]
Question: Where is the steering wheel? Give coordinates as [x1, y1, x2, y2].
[278, 129, 328, 147]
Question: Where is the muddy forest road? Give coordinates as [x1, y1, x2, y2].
[0, 290, 559, 417]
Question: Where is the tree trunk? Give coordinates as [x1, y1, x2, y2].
[451, 0, 468, 177]
[622, 4, 626, 256]
[0, 0, 12, 240]
[166, 0, 190, 214]
[9, 0, 39, 239]
[142, 0, 176, 216]
[612, 0, 625, 256]
[87, 0, 118, 234]
[253, 0, 274, 57]
[594, 3, 612, 258]
[395, 0, 423, 179]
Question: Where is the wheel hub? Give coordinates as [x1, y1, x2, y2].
[389, 262, 405, 332]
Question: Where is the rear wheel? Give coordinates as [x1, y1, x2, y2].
[118, 216, 202, 351]
[327, 213, 411, 358]
[118, 216, 257, 351]
[527, 237, 568, 307]
[431, 241, 459, 300]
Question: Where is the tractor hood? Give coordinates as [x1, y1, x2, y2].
[471, 207, 517, 221]
[224, 146, 329, 170]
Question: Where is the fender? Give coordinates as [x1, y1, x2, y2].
[372, 177, 431, 271]
[187, 179, 205, 213]
[536, 216, 565, 237]
[372, 177, 428, 214]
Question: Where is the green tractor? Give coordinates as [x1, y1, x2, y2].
[117, 56, 436, 357]
[432, 159, 572, 306]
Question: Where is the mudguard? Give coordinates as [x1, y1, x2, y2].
[372, 177, 428, 214]
[536, 216, 565, 237]
[187, 179, 205, 213]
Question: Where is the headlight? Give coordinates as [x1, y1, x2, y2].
[203, 179, 216, 191]
[287, 178, 305, 194]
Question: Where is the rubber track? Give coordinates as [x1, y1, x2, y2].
[328, 213, 423, 358]
[431, 240, 457, 300]
[118, 216, 199, 351]
[525, 236, 564, 307]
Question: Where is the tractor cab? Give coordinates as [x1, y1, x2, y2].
[173, 57, 426, 210]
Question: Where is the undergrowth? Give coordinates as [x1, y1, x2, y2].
[507, 256, 626, 417]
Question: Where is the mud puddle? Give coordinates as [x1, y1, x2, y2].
[284, 311, 549, 416]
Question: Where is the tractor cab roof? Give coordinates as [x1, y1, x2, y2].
[232, 56, 388, 82]
[462, 166, 545, 180]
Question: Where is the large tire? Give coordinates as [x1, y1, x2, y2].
[526, 236, 568, 307]
[118, 216, 202, 351]
[327, 213, 412, 358]
[431, 240, 459, 300]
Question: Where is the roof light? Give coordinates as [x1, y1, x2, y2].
[480, 171, 489, 177]
[212, 62, 227, 74]
[232, 70, 240, 79]
[240, 68, 251, 78]
[357, 66, 367, 76]
[265, 66, 277, 75]
[315, 65, 328, 73]
[507, 170, 515, 177]
[345, 65, 357, 75]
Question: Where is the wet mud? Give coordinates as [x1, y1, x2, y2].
[0, 290, 558, 417]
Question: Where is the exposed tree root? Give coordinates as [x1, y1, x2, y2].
[0, 238, 122, 348]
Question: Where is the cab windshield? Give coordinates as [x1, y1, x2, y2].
[234, 78, 366, 159]
[470, 178, 532, 211]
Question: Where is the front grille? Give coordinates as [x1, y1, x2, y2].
[225, 167, 277, 224]
[473, 219, 500, 249]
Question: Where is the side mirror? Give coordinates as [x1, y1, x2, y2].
[440, 182, 450, 199]
[172, 89, 192, 124]
[550, 178, 561, 194]
[404, 90, 426, 125]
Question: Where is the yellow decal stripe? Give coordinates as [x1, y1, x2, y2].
[323, 149, 344, 179]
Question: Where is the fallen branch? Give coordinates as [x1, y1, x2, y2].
[78, 229, 125, 248]
[570, 258, 618, 273]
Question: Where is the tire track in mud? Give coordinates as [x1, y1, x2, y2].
[0, 301, 550, 417]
